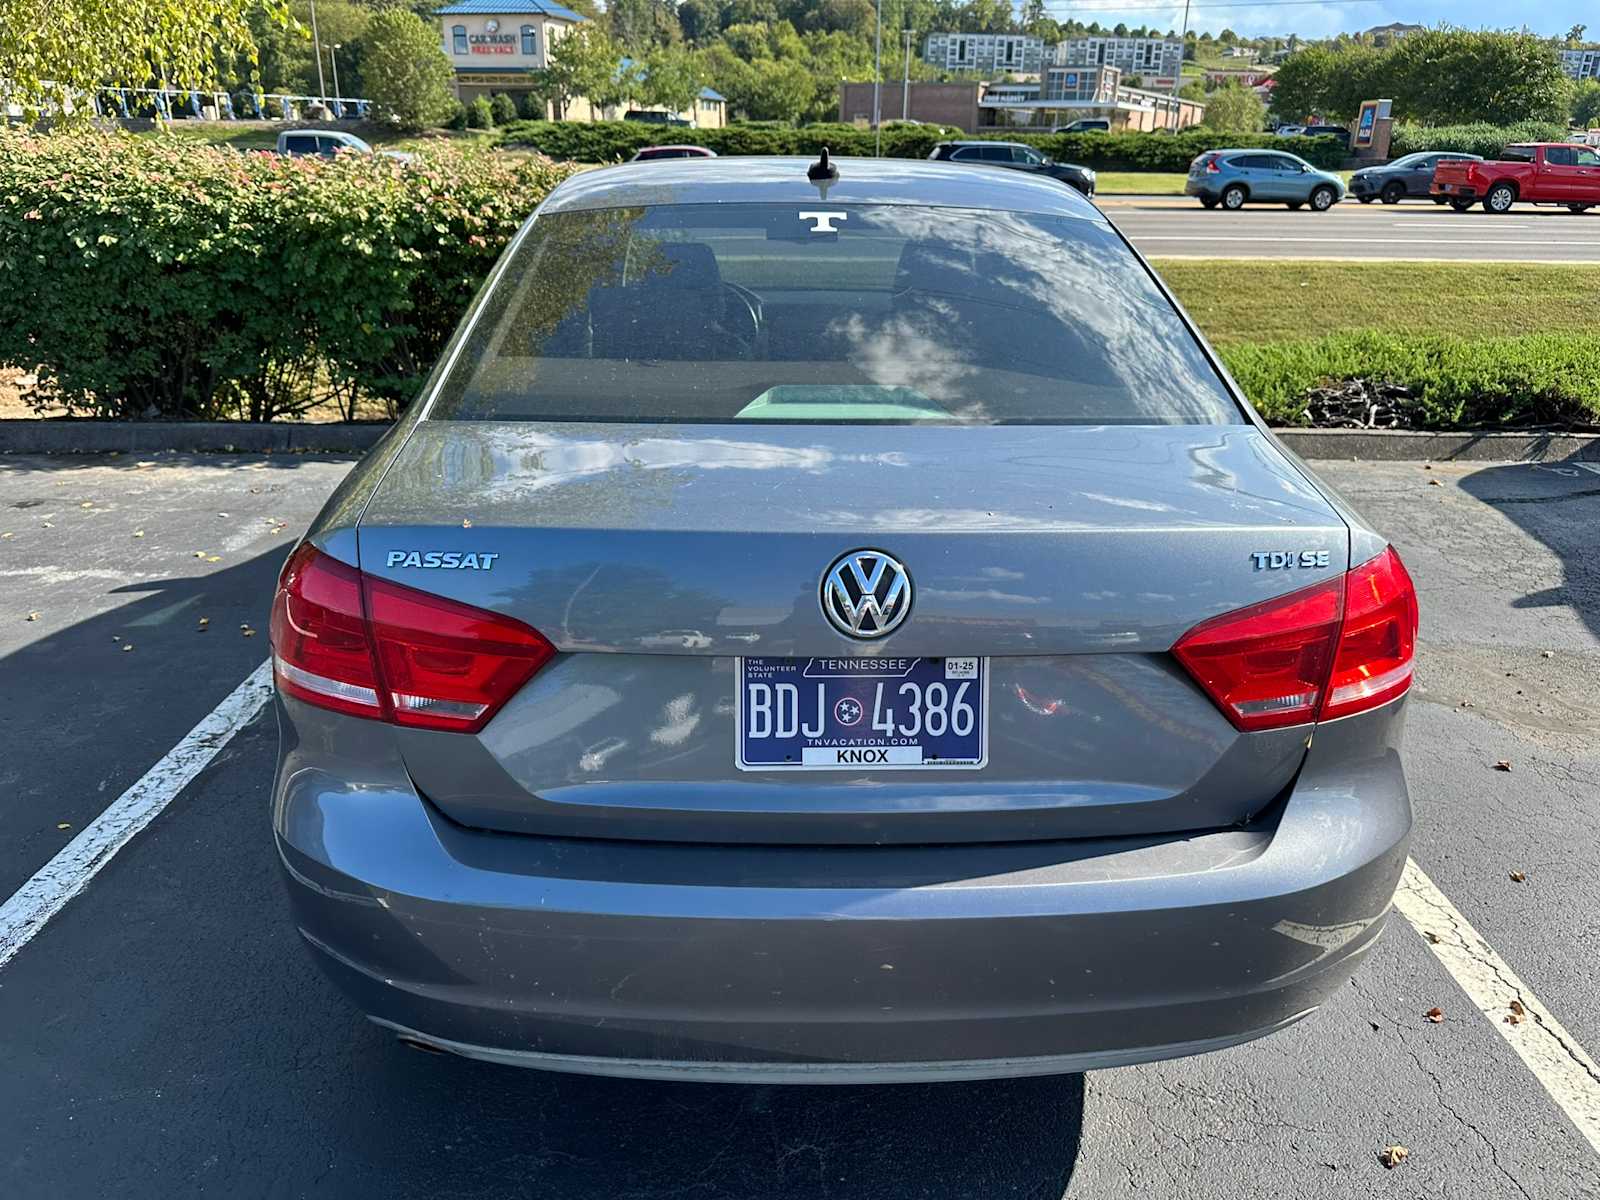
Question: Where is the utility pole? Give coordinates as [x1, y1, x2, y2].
[309, 0, 327, 104]
[1171, 0, 1191, 101]
[872, 0, 883, 155]
[330, 45, 343, 106]
[902, 28, 912, 121]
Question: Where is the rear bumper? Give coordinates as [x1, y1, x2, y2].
[274, 699, 1410, 1081]
[1433, 182, 1478, 199]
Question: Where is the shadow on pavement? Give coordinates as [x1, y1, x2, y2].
[1457, 457, 1600, 640]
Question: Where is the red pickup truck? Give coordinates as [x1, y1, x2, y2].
[1432, 143, 1600, 214]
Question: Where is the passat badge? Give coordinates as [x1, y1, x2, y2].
[386, 550, 499, 570]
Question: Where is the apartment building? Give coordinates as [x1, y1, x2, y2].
[1563, 48, 1600, 82]
[923, 33, 1047, 75]
[1056, 36, 1182, 88]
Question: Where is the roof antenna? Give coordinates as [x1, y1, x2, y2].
[808, 147, 839, 184]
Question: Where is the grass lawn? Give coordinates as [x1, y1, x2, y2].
[1095, 171, 1189, 194]
[1151, 260, 1600, 345]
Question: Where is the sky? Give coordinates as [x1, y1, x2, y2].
[1027, 2, 1593, 41]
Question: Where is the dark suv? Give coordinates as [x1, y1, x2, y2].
[929, 140, 1096, 197]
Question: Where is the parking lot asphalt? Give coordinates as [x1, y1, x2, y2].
[3, 450, 1599, 1199]
[1104, 198, 1600, 261]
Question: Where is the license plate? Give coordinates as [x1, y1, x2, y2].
[736, 656, 987, 771]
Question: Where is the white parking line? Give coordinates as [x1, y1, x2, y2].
[0, 660, 273, 970]
[1395, 858, 1600, 1154]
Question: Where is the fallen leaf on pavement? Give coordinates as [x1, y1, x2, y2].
[197, 617, 209, 629]
[121, 643, 134, 652]
[206, 555, 221, 563]
[1493, 760, 1512, 771]
[25, 611, 40, 621]
[1424, 931, 1442, 944]
[462, 518, 473, 528]
[132, 530, 144, 538]
[57, 822, 71, 831]
[1509, 870, 1527, 883]
[1379, 1146, 1409, 1169]
[1509, 999, 1525, 1016]
[1424, 1007, 1444, 1023]
[1427, 479, 1442, 487]
[193, 551, 206, 558]
[1, 532, 12, 539]
[79, 501, 94, 508]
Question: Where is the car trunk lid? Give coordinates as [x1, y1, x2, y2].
[357, 420, 1349, 844]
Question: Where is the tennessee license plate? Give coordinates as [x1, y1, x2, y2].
[736, 656, 987, 771]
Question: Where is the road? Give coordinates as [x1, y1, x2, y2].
[2, 451, 1600, 1198]
[1101, 195, 1600, 261]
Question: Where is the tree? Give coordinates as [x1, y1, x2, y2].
[678, 0, 725, 43]
[1201, 82, 1265, 131]
[637, 45, 703, 113]
[362, 9, 455, 129]
[1568, 24, 1588, 46]
[0, 0, 277, 120]
[1574, 79, 1600, 128]
[537, 24, 627, 119]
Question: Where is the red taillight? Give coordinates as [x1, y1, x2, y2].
[1172, 575, 1344, 731]
[270, 543, 554, 734]
[1203, 156, 1221, 174]
[270, 544, 385, 720]
[1173, 546, 1417, 731]
[1320, 546, 1418, 721]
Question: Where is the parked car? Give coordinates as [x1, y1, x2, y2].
[630, 145, 717, 161]
[624, 110, 691, 127]
[1060, 118, 1111, 133]
[1186, 149, 1345, 210]
[275, 129, 412, 164]
[1273, 124, 1306, 137]
[928, 140, 1096, 196]
[1349, 152, 1483, 204]
[1300, 125, 1352, 150]
[1432, 143, 1600, 213]
[270, 154, 1417, 1084]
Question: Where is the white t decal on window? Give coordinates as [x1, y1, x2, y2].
[798, 211, 847, 233]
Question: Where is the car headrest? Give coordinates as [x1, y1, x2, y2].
[893, 241, 975, 296]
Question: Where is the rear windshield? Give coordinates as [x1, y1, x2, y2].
[429, 203, 1240, 425]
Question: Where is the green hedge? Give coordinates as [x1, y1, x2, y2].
[497, 120, 1349, 171]
[0, 131, 574, 420]
[1388, 120, 1568, 159]
[1220, 332, 1600, 428]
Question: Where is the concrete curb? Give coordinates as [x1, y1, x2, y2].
[0, 421, 388, 456]
[1274, 429, 1600, 462]
[2, 421, 1597, 462]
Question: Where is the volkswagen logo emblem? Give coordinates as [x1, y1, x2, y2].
[821, 550, 911, 640]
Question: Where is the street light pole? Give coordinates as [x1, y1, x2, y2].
[902, 28, 912, 121]
[330, 44, 343, 106]
[309, 0, 327, 103]
[872, 0, 883, 155]
[1171, 0, 1191, 101]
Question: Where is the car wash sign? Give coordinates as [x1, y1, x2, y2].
[470, 19, 515, 54]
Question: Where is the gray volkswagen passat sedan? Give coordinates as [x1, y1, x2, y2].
[271, 155, 1417, 1083]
